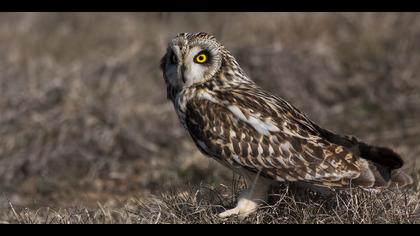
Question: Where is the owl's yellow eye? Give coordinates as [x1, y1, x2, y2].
[195, 53, 207, 64]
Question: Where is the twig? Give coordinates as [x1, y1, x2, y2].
[8, 201, 21, 224]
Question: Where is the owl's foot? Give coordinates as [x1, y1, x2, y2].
[218, 182, 270, 219]
[218, 195, 260, 219]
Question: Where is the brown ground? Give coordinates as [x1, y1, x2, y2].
[0, 12, 419, 223]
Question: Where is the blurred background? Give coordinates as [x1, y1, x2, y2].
[0, 12, 419, 213]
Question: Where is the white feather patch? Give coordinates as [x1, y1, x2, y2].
[276, 176, 285, 181]
[304, 174, 313, 179]
[199, 91, 218, 103]
[275, 157, 288, 168]
[257, 144, 263, 155]
[227, 105, 280, 135]
[268, 145, 275, 155]
[279, 142, 292, 154]
[257, 155, 271, 168]
[232, 154, 242, 164]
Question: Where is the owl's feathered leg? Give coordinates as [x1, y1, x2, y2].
[219, 172, 271, 219]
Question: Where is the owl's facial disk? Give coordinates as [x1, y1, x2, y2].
[162, 42, 221, 90]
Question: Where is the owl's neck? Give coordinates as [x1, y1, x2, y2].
[219, 51, 254, 85]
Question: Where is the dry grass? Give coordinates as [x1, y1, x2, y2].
[0, 12, 419, 224]
[2, 182, 419, 224]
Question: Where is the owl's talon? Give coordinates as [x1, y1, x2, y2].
[218, 208, 240, 218]
[218, 181, 269, 219]
[218, 199, 259, 219]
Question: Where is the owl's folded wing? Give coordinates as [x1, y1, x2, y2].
[184, 90, 370, 187]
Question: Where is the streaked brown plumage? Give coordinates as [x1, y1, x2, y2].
[160, 32, 413, 218]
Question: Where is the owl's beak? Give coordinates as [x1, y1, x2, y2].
[180, 64, 187, 83]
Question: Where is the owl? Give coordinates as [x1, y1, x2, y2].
[160, 32, 413, 218]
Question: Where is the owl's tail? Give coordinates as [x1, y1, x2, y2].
[315, 126, 413, 189]
[352, 142, 413, 189]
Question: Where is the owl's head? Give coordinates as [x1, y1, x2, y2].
[160, 32, 224, 92]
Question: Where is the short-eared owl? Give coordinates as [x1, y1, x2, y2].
[160, 32, 413, 218]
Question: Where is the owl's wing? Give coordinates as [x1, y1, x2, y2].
[185, 88, 369, 187]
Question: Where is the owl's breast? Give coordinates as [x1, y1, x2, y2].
[174, 88, 195, 130]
